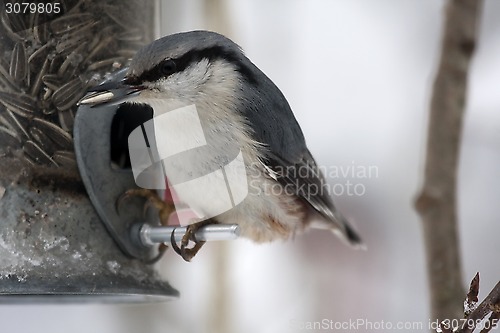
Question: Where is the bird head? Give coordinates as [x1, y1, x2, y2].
[80, 30, 258, 109]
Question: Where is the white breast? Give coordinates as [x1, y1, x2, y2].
[129, 59, 307, 241]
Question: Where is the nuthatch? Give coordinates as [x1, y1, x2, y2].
[80, 30, 363, 261]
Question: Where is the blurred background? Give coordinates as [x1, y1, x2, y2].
[1, 0, 500, 332]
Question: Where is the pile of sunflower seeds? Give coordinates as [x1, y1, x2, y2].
[0, 0, 154, 167]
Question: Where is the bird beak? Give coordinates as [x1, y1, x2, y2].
[79, 70, 144, 107]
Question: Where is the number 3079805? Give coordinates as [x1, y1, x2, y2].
[5, 2, 61, 14]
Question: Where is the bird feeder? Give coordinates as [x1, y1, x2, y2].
[0, 0, 179, 302]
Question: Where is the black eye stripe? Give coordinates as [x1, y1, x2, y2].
[133, 46, 258, 85]
[160, 59, 177, 76]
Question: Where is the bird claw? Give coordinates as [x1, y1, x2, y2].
[116, 189, 211, 261]
[115, 189, 175, 263]
[115, 188, 174, 226]
[170, 223, 207, 262]
[116, 188, 153, 214]
[142, 243, 169, 264]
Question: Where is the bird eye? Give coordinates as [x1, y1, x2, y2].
[161, 59, 177, 76]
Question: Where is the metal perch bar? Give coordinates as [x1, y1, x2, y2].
[138, 224, 241, 246]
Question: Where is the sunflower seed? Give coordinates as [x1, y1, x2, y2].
[48, 55, 63, 74]
[7, 10, 28, 32]
[23, 155, 36, 167]
[83, 35, 115, 63]
[0, 74, 16, 92]
[42, 74, 61, 90]
[42, 88, 53, 100]
[30, 58, 49, 97]
[52, 150, 74, 159]
[50, 13, 94, 35]
[0, 112, 18, 135]
[0, 59, 19, 91]
[57, 42, 87, 77]
[0, 126, 21, 147]
[123, 40, 146, 51]
[118, 29, 144, 42]
[10, 42, 28, 84]
[117, 49, 137, 59]
[32, 14, 50, 44]
[103, 5, 132, 30]
[1, 11, 25, 42]
[5, 109, 29, 138]
[58, 109, 75, 132]
[0, 114, 11, 129]
[55, 34, 89, 55]
[86, 57, 125, 71]
[54, 21, 97, 48]
[78, 91, 116, 105]
[23, 140, 59, 167]
[86, 31, 102, 51]
[32, 117, 73, 149]
[28, 42, 52, 64]
[41, 95, 55, 115]
[66, 20, 98, 38]
[0, 92, 36, 118]
[52, 150, 77, 167]
[29, 127, 56, 155]
[28, 10, 36, 29]
[52, 78, 86, 111]
[0, 0, 155, 167]
[57, 56, 74, 77]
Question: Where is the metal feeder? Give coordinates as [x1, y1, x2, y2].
[0, 0, 179, 302]
[0, 143, 179, 303]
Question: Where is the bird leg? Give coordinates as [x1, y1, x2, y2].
[116, 189, 175, 262]
[117, 189, 216, 261]
[170, 219, 214, 262]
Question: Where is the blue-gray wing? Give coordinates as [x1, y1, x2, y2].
[238, 55, 362, 245]
[263, 150, 362, 245]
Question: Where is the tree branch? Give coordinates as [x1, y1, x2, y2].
[454, 274, 500, 333]
[415, 0, 484, 323]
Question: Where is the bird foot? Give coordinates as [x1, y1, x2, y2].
[116, 188, 174, 226]
[170, 220, 213, 262]
[117, 189, 214, 261]
[116, 189, 175, 263]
